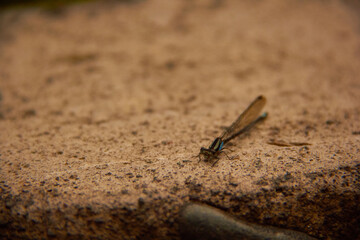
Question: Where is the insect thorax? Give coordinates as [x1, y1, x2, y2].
[209, 137, 224, 151]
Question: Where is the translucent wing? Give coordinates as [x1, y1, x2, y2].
[220, 95, 266, 142]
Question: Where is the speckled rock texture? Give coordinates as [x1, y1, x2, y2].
[0, 0, 359, 239]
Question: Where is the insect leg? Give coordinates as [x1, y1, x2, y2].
[211, 156, 220, 167]
[222, 151, 232, 160]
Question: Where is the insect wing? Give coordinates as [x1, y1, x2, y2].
[220, 96, 266, 141]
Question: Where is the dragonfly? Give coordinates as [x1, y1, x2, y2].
[198, 95, 267, 166]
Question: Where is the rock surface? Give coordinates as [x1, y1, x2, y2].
[0, 0, 359, 239]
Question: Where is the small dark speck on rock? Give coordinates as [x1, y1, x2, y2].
[326, 120, 335, 125]
[161, 140, 172, 145]
[23, 109, 36, 118]
[121, 189, 129, 194]
[126, 173, 134, 178]
[153, 177, 161, 183]
[94, 218, 105, 224]
[140, 120, 150, 126]
[177, 162, 184, 167]
[46, 76, 54, 84]
[164, 60, 176, 70]
[5, 198, 15, 208]
[144, 108, 154, 113]
[138, 197, 145, 207]
[47, 229, 57, 237]
[210, 190, 220, 196]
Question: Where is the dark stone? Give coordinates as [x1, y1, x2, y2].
[179, 203, 318, 240]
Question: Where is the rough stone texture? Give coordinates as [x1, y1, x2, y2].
[0, 0, 359, 239]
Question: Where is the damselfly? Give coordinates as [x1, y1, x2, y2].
[199, 95, 267, 166]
